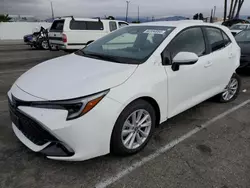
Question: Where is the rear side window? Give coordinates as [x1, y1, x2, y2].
[168, 27, 206, 57]
[109, 21, 117, 32]
[70, 20, 104, 30]
[205, 27, 226, 52]
[50, 20, 65, 32]
[222, 32, 231, 46]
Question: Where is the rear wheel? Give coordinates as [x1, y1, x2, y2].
[216, 73, 241, 103]
[111, 100, 156, 155]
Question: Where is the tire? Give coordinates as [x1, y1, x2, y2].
[216, 73, 241, 103]
[111, 99, 156, 155]
[41, 40, 49, 50]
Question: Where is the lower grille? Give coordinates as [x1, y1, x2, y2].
[9, 99, 58, 146]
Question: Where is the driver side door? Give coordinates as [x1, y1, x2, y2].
[163, 27, 216, 118]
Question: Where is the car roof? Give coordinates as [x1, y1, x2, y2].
[233, 23, 250, 26]
[56, 17, 126, 23]
[139, 21, 225, 29]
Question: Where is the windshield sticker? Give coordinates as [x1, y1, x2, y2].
[143, 29, 166, 34]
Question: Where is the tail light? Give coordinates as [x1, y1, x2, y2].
[62, 34, 67, 43]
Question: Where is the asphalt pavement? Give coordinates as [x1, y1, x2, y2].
[0, 41, 250, 188]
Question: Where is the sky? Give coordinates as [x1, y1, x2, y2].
[1, 0, 250, 19]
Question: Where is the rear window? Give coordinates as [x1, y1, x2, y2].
[50, 20, 65, 32]
[70, 20, 104, 30]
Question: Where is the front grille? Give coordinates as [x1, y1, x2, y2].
[9, 97, 58, 146]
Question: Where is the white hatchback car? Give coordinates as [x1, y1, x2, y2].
[8, 21, 241, 161]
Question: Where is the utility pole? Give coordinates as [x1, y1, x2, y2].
[50, 1, 54, 20]
[224, 0, 228, 21]
[137, 6, 140, 22]
[125, 1, 130, 22]
[210, 8, 214, 23]
[152, 16, 154, 21]
[213, 6, 216, 19]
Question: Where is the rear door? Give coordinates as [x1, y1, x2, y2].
[203, 27, 235, 92]
[48, 19, 65, 46]
[163, 27, 215, 118]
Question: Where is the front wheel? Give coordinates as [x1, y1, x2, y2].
[41, 40, 49, 50]
[111, 100, 156, 155]
[216, 73, 241, 103]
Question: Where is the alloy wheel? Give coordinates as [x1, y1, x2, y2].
[222, 78, 239, 101]
[121, 109, 152, 150]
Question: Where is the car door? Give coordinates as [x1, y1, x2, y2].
[162, 27, 216, 118]
[204, 27, 235, 93]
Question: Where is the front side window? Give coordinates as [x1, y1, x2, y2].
[109, 21, 117, 32]
[168, 27, 206, 58]
[205, 27, 225, 52]
[76, 26, 175, 64]
[70, 20, 104, 30]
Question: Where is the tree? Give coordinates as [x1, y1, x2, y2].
[227, 0, 245, 19]
[132, 20, 140, 23]
[193, 13, 199, 20]
[106, 16, 115, 20]
[199, 13, 204, 20]
[0, 14, 11, 22]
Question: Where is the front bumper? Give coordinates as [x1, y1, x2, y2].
[8, 85, 123, 161]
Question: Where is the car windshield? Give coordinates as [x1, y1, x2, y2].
[76, 26, 175, 64]
[230, 24, 248, 30]
[235, 30, 250, 42]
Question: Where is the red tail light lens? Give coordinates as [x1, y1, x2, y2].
[62, 34, 67, 43]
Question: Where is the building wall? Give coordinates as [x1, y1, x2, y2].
[0, 22, 52, 40]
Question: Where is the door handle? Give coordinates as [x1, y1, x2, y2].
[204, 61, 212, 68]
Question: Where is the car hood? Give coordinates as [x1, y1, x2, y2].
[15, 53, 138, 100]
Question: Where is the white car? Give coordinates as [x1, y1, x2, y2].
[230, 23, 250, 36]
[49, 17, 128, 51]
[8, 21, 241, 161]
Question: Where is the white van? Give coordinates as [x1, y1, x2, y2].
[49, 17, 128, 51]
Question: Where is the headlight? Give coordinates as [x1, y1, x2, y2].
[31, 90, 109, 120]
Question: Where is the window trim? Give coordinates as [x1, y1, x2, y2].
[203, 26, 232, 53]
[161, 26, 208, 65]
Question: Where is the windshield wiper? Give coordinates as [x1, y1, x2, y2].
[83, 52, 122, 63]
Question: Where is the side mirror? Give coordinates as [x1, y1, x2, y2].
[172, 52, 198, 71]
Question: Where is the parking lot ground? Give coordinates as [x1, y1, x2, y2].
[0, 44, 250, 188]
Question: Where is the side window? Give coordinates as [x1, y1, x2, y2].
[222, 31, 231, 46]
[205, 27, 225, 52]
[118, 22, 128, 28]
[70, 20, 103, 30]
[70, 21, 87, 30]
[109, 21, 117, 32]
[168, 27, 206, 58]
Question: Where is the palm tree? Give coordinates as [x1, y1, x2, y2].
[0, 14, 11, 22]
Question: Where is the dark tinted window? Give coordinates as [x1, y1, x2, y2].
[50, 20, 65, 32]
[168, 27, 206, 57]
[222, 32, 231, 46]
[70, 20, 104, 30]
[205, 27, 225, 52]
[119, 22, 128, 28]
[109, 21, 117, 32]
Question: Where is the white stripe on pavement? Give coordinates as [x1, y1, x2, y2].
[95, 99, 250, 188]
